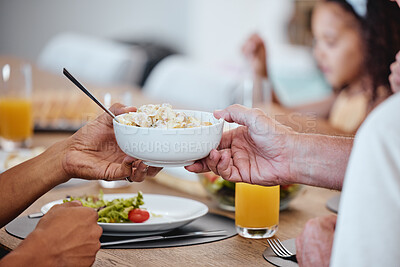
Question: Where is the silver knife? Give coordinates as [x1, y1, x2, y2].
[101, 230, 227, 247]
[28, 212, 44, 219]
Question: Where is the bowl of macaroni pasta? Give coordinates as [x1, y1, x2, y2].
[113, 104, 224, 167]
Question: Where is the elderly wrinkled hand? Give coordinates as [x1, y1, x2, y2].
[186, 104, 296, 186]
[295, 214, 337, 267]
[389, 51, 400, 93]
[62, 103, 162, 183]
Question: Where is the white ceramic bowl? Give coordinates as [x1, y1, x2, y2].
[113, 110, 224, 167]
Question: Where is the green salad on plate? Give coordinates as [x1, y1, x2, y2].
[64, 191, 149, 223]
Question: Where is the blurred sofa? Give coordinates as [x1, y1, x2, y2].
[37, 32, 148, 86]
[143, 55, 240, 112]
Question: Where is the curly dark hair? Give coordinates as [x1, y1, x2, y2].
[326, 0, 400, 101]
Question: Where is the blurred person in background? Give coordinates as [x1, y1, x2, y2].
[0, 104, 160, 266]
[189, 1, 400, 265]
[243, 0, 400, 133]
[390, 51, 400, 93]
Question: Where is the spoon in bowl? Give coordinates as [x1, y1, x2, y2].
[63, 68, 120, 123]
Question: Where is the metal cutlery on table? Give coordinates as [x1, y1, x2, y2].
[267, 238, 298, 263]
[101, 230, 226, 247]
[63, 68, 120, 123]
[28, 212, 44, 219]
[27, 211, 226, 247]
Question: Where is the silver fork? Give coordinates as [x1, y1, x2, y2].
[267, 238, 298, 263]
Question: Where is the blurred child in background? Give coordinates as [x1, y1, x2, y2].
[243, 0, 400, 133]
[390, 51, 400, 93]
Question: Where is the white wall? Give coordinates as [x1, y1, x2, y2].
[0, 0, 292, 64]
[187, 0, 293, 64]
[0, 0, 191, 61]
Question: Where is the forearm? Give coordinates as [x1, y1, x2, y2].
[0, 141, 70, 228]
[252, 74, 282, 105]
[0, 230, 53, 267]
[253, 76, 272, 105]
[290, 133, 353, 190]
[0, 249, 43, 267]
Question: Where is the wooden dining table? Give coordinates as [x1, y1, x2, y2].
[0, 56, 344, 266]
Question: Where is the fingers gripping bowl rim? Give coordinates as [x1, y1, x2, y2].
[113, 110, 224, 167]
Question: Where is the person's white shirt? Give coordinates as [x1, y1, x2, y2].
[331, 92, 400, 266]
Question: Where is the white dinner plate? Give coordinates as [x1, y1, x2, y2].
[41, 194, 208, 235]
[0, 148, 45, 173]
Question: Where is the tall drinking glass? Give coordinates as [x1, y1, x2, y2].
[235, 183, 279, 238]
[234, 72, 277, 238]
[0, 63, 33, 151]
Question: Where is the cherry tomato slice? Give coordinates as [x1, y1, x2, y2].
[128, 208, 150, 223]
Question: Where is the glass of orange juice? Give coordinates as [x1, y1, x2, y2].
[0, 63, 33, 151]
[235, 182, 279, 238]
